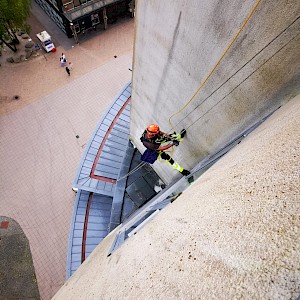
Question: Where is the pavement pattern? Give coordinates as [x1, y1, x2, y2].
[0, 1, 134, 116]
[0, 5, 134, 299]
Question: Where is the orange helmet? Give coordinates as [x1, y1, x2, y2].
[146, 124, 160, 138]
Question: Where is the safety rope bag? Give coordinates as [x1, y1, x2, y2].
[141, 149, 159, 164]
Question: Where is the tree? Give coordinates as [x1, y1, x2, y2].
[0, 0, 31, 52]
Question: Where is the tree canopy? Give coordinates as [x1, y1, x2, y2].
[0, 0, 31, 51]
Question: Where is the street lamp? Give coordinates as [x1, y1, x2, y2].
[103, 8, 108, 30]
[70, 22, 79, 44]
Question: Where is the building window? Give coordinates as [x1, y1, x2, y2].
[62, 0, 74, 10]
[48, 0, 58, 9]
[91, 13, 100, 26]
[73, 0, 81, 7]
[74, 22, 80, 33]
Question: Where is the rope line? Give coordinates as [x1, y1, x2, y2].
[116, 161, 147, 182]
[185, 33, 299, 131]
[120, 0, 264, 181]
[172, 15, 300, 130]
[168, 0, 263, 130]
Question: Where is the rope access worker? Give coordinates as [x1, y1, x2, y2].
[140, 124, 191, 176]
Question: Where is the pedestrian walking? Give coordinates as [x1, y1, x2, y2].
[60, 57, 66, 67]
[68, 61, 73, 70]
[60, 53, 67, 67]
[66, 66, 71, 76]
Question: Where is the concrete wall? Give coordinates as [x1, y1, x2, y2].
[53, 94, 300, 300]
[130, 0, 300, 183]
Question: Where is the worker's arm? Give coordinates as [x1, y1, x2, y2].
[156, 131, 178, 150]
[141, 131, 178, 151]
[157, 143, 173, 151]
[161, 131, 173, 139]
[142, 140, 160, 150]
[142, 138, 174, 151]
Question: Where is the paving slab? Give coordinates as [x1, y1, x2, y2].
[0, 55, 132, 299]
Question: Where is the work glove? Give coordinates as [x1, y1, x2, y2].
[173, 140, 180, 146]
[180, 129, 187, 138]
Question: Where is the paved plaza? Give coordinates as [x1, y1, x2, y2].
[0, 5, 134, 299]
[0, 1, 134, 116]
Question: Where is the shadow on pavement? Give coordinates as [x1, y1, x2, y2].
[0, 216, 40, 299]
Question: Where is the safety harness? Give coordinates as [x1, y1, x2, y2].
[140, 130, 183, 164]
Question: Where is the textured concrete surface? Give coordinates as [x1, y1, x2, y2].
[130, 0, 300, 183]
[0, 216, 40, 299]
[53, 94, 300, 299]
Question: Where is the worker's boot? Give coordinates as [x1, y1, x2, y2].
[180, 169, 194, 184]
[181, 169, 194, 183]
[180, 169, 190, 176]
[187, 176, 194, 184]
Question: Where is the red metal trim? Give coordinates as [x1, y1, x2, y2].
[0, 221, 9, 229]
[81, 192, 93, 263]
[90, 97, 131, 183]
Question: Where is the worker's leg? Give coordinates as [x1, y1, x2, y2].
[160, 152, 190, 176]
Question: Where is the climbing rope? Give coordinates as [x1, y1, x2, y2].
[118, 0, 263, 182]
[168, 0, 263, 130]
[117, 144, 176, 182]
[116, 161, 147, 182]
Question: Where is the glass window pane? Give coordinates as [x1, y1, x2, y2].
[63, 3, 74, 10]
[74, 0, 81, 7]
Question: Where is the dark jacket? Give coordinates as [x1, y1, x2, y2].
[140, 130, 173, 151]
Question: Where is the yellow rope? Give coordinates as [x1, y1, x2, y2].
[168, 0, 263, 130]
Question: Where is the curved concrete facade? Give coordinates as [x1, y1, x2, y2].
[130, 0, 300, 183]
[53, 94, 300, 299]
